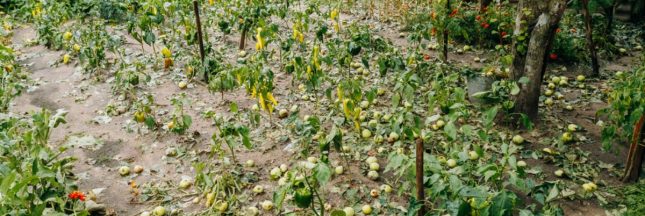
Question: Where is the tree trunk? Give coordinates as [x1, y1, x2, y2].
[605, 1, 618, 42]
[511, 0, 567, 121]
[480, 0, 492, 12]
[623, 115, 645, 182]
[582, 0, 600, 77]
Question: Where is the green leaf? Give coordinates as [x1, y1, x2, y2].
[489, 191, 517, 216]
[273, 186, 288, 211]
[230, 102, 238, 113]
[315, 163, 332, 185]
[482, 106, 498, 129]
[182, 115, 192, 128]
[510, 83, 520, 95]
[406, 196, 421, 216]
[546, 185, 559, 203]
[444, 121, 457, 140]
[330, 210, 346, 216]
[144, 116, 156, 129]
[239, 126, 252, 149]
[391, 93, 401, 108]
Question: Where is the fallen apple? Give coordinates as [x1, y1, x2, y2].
[576, 75, 585, 82]
[253, 185, 264, 194]
[512, 135, 524, 144]
[261, 200, 274, 210]
[179, 179, 192, 189]
[370, 189, 379, 198]
[153, 206, 166, 216]
[367, 170, 379, 180]
[278, 109, 289, 118]
[561, 132, 573, 143]
[270, 167, 282, 180]
[369, 162, 380, 171]
[246, 160, 255, 167]
[567, 124, 577, 132]
[335, 166, 344, 175]
[344, 207, 355, 216]
[446, 159, 457, 168]
[469, 151, 479, 160]
[362, 205, 373, 214]
[133, 165, 144, 174]
[119, 166, 130, 176]
[361, 129, 372, 138]
[381, 184, 393, 193]
[247, 207, 259, 216]
[366, 156, 378, 164]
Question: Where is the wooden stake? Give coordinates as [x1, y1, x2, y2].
[443, 0, 450, 62]
[193, 0, 207, 81]
[415, 138, 426, 216]
[239, 28, 247, 50]
[623, 115, 645, 182]
[581, 0, 600, 77]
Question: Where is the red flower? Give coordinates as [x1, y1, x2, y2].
[449, 9, 458, 17]
[555, 28, 561, 33]
[475, 15, 481, 21]
[68, 191, 86, 201]
[549, 53, 558, 60]
[501, 31, 507, 37]
[424, 54, 431, 61]
[480, 22, 490, 29]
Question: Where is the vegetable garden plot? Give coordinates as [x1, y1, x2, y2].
[0, 0, 644, 215]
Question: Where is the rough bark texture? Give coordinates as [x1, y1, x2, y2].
[510, 0, 566, 121]
[623, 115, 645, 182]
[582, 0, 600, 77]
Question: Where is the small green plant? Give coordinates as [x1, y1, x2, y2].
[0, 44, 25, 112]
[0, 109, 88, 215]
[166, 93, 192, 134]
[132, 93, 158, 130]
[203, 109, 252, 163]
[597, 57, 644, 150]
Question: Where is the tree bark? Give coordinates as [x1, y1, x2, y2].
[511, 0, 567, 121]
[623, 115, 645, 182]
[581, 0, 600, 77]
[605, 1, 618, 36]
